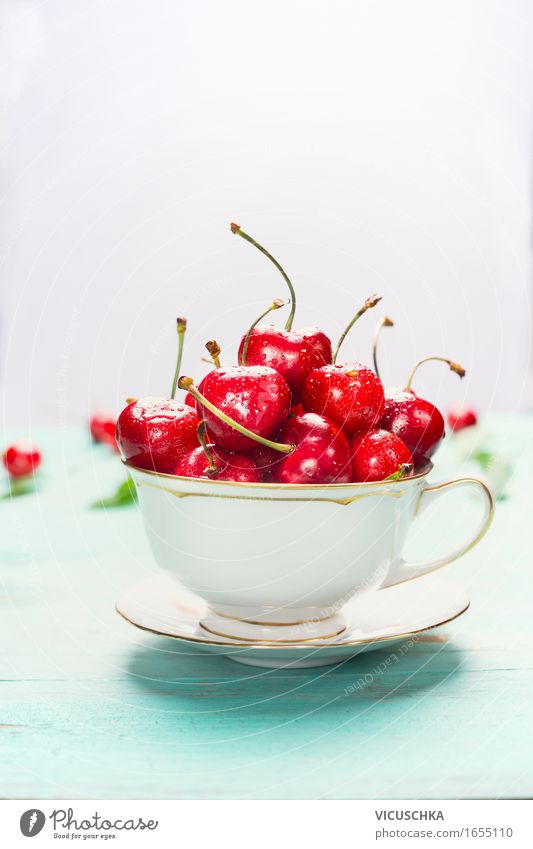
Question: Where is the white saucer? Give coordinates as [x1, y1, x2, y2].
[116, 571, 470, 669]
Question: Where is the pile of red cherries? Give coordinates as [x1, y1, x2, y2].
[116, 224, 466, 486]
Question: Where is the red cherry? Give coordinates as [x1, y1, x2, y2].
[250, 402, 343, 479]
[231, 224, 332, 400]
[193, 365, 291, 452]
[175, 445, 262, 483]
[180, 383, 351, 485]
[302, 363, 385, 436]
[238, 324, 332, 401]
[116, 397, 199, 473]
[90, 411, 118, 451]
[380, 389, 444, 468]
[379, 357, 466, 468]
[300, 294, 384, 435]
[249, 444, 284, 481]
[116, 317, 201, 472]
[184, 393, 197, 409]
[447, 407, 477, 432]
[3, 442, 41, 478]
[270, 413, 352, 484]
[351, 429, 413, 482]
[279, 411, 345, 444]
[175, 420, 262, 483]
[305, 328, 333, 367]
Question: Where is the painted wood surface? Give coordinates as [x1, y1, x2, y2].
[1, 418, 531, 799]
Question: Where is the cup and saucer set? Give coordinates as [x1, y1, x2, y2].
[116, 462, 493, 669]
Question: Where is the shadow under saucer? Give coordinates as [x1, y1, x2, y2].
[123, 629, 465, 716]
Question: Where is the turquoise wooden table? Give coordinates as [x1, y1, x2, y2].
[1, 415, 532, 799]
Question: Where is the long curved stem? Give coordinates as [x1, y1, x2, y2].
[170, 318, 187, 399]
[178, 377, 293, 454]
[372, 316, 394, 380]
[333, 295, 382, 364]
[231, 223, 296, 331]
[405, 356, 466, 392]
[241, 299, 287, 365]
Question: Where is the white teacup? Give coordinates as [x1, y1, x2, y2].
[126, 462, 493, 643]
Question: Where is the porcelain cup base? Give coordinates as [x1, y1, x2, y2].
[199, 609, 348, 643]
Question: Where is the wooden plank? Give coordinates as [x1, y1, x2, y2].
[0, 421, 531, 799]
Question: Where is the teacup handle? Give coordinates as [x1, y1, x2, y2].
[381, 476, 494, 589]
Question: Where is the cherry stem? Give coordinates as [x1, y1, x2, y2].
[170, 318, 187, 399]
[405, 356, 466, 392]
[372, 316, 394, 381]
[196, 420, 217, 475]
[205, 340, 221, 368]
[333, 295, 382, 364]
[178, 377, 293, 455]
[231, 223, 296, 331]
[241, 298, 287, 365]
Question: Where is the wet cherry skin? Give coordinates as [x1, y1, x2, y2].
[116, 397, 199, 473]
[447, 407, 478, 432]
[3, 442, 42, 478]
[269, 412, 352, 484]
[196, 365, 291, 452]
[175, 445, 262, 483]
[301, 363, 385, 436]
[237, 325, 332, 401]
[351, 428, 413, 482]
[380, 389, 444, 468]
[248, 444, 284, 482]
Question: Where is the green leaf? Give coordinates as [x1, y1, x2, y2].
[1, 477, 37, 500]
[383, 470, 403, 482]
[383, 463, 414, 482]
[472, 450, 494, 471]
[91, 476, 137, 509]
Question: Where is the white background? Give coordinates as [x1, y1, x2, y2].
[1, 0, 532, 428]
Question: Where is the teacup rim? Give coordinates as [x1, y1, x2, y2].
[123, 458, 433, 490]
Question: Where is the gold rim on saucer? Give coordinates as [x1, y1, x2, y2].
[116, 601, 470, 651]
